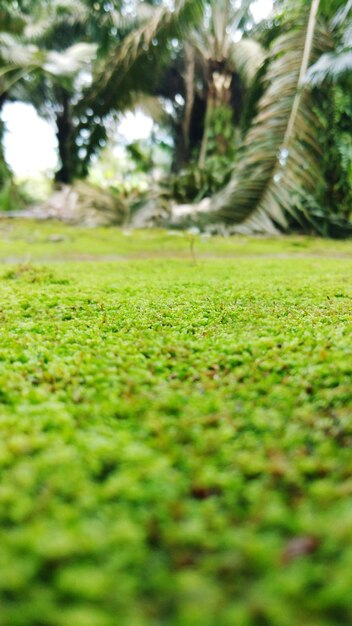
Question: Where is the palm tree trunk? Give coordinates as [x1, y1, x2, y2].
[182, 43, 196, 161]
[198, 71, 232, 168]
[198, 87, 213, 168]
[55, 89, 74, 185]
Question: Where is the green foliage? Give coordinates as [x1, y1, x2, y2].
[0, 118, 24, 211]
[170, 162, 232, 203]
[306, 0, 352, 85]
[126, 142, 153, 174]
[173, 161, 234, 202]
[171, 104, 237, 202]
[0, 161, 24, 211]
[204, 104, 237, 161]
[0, 222, 352, 625]
[313, 82, 352, 223]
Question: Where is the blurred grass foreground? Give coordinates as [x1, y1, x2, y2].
[0, 220, 351, 626]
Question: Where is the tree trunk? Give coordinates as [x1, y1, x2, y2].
[198, 70, 232, 168]
[55, 89, 75, 185]
[198, 87, 213, 169]
[182, 43, 196, 161]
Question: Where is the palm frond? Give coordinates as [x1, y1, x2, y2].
[306, 49, 352, 85]
[0, 33, 39, 66]
[43, 43, 97, 76]
[306, 0, 352, 86]
[191, 0, 255, 63]
[23, 0, 89, 40]
[331, 0, 352, 30]
[305, 0, 352, 86]
[228, 38, 265, 85]
[343, 23, 352, 47]
[0, 0, 95, 94]
[0, 39, 97, 94]
[82, 0, 205, 113]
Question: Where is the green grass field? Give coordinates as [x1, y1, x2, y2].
[1, 220, 352, 626]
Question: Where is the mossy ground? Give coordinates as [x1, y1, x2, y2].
[1, 220, 352, 626]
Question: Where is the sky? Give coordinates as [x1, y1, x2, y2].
[2, 0, 273, 178]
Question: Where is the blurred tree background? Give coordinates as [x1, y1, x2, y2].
[0, 0, 351, 235]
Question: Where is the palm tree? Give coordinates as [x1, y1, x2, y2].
[172, 0, 339, 233]
[188, 0, 264, 167]
[0, 0, 96, 189]
[154, 0, 265, 173]
[1, 0, 206, 187]
[73, 0, 206, 178]
[0, 1, 96, 97]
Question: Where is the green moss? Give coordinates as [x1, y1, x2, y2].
[0, 221, 352, 625]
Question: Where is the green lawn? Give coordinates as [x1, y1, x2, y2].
[1, 220, 352, 626]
